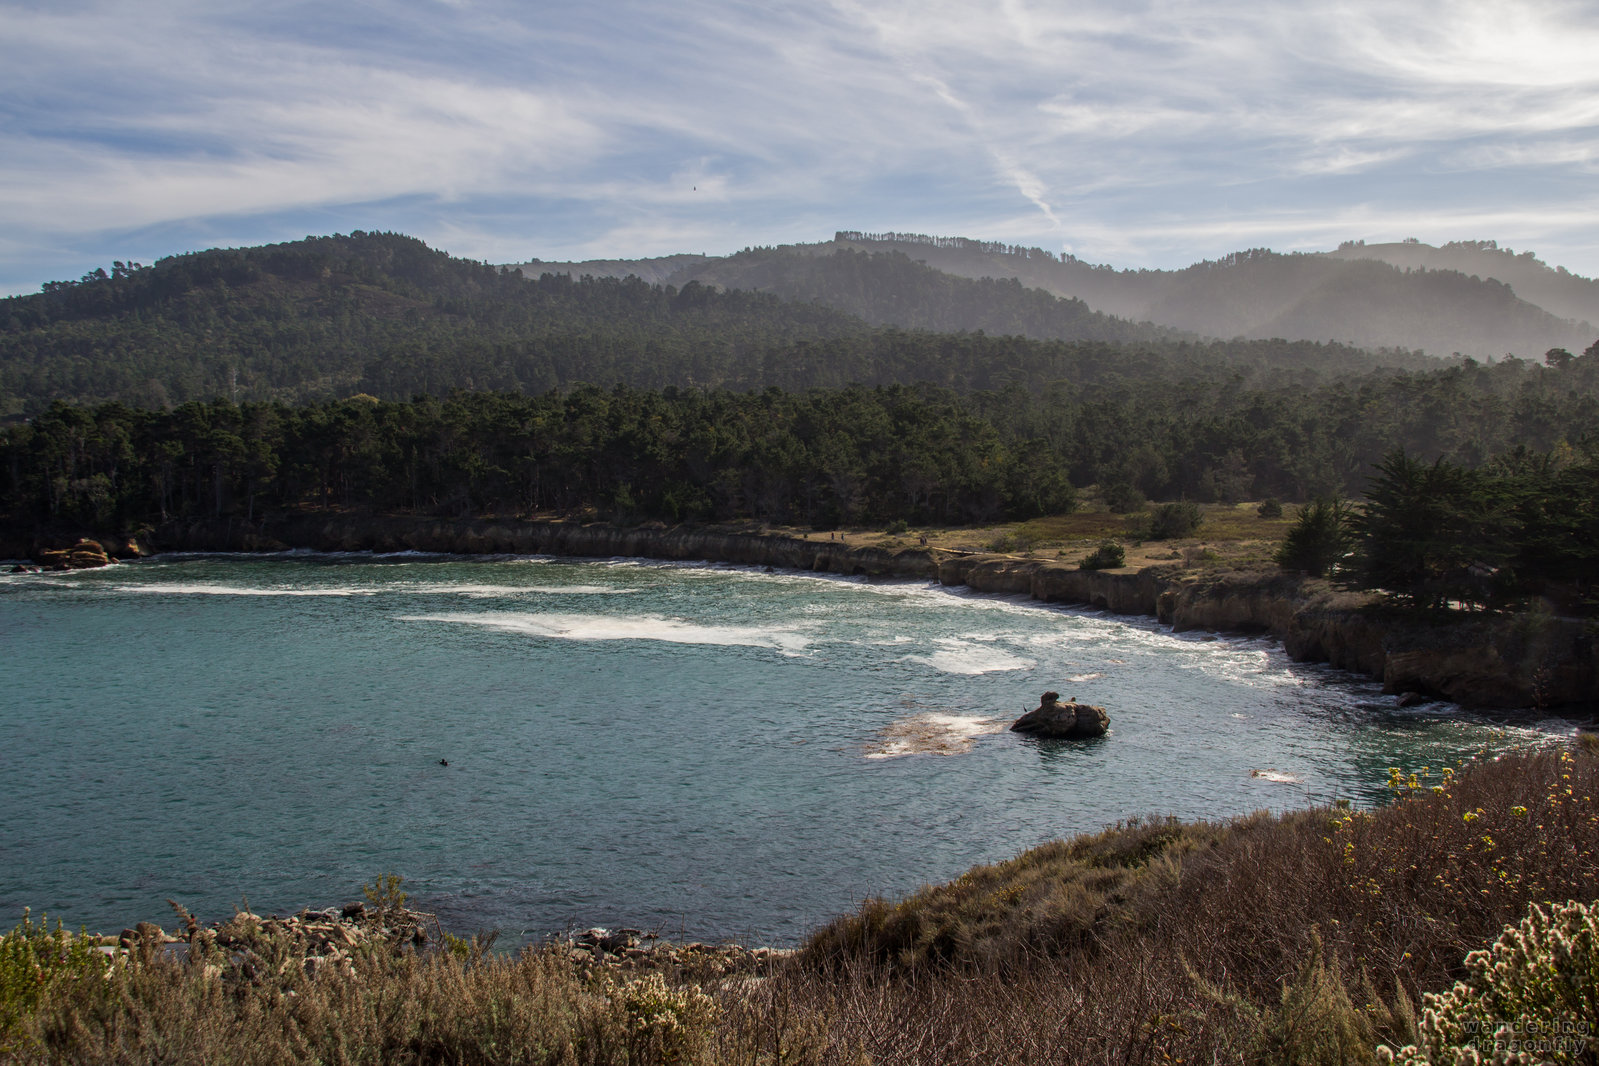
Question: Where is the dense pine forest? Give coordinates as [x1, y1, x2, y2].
[5, 357, 1599, 568]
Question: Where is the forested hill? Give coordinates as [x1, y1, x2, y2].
[1324, 238, 1599, 326]
[2, 232, 1430, 416]
[635, 233, 1592, 359]
[0, 232, 870, 415]
[517, 246, 1177, 346]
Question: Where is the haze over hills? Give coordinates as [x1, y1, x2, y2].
[627, 246, 1178, 346]
[0, 231, 1420, 416]
[1324, 238, 1599, 327]
[515, 246, 1177, 346]
[513, 234, 1598, 360]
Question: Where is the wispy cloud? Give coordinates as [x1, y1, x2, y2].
[3, 0, 1599, 293]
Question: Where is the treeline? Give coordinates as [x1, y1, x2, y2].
[0, 387, 1078, 531]
[6, 354, 1599, 538]
[836, 231, 1066, 260]
[1, 232, 1436, 417]
[1282, 451, 1599, 612]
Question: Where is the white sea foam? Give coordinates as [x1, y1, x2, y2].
[109, 583, 375, 597]
[905, 639, 1035, 675]
[1065, 672, 1104, 683]
[106, 579, 632, 600]
[407, 583, 631, 598]
[397, 611, 812, 653]
[865, 713, 1006, 759]
[1251, 769, 1303, 784]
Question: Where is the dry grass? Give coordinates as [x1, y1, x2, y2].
[776, 742, 1599, 1065]
[799, 817, 1224, 973]
[782, 500, 1298, 570]
[7, 744, 1597, 1065]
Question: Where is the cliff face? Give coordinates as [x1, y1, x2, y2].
[23, 513, 1593, 711]
[938, 554, 1595, 710]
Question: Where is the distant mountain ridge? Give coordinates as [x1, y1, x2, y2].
[0, 230, 1420, 415]
[1325, 238, 1599, 326]
[512, 233, 1597, 359]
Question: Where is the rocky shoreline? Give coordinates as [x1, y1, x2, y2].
[86, 902, 785, 983]
[8, 512, 1596, 710]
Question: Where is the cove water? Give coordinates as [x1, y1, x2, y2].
[0, 554, 1557, 944]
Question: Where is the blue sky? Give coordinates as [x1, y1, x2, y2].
[5, 0, 1599, 295]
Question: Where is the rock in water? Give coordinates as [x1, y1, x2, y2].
[34, 538, 112, 571]
[1010, 691, 1109, 739]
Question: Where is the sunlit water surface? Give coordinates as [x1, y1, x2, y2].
[0, 554, 1561, 943]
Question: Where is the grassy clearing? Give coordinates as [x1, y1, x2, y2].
[791, 498, 1299, 570]
[5, 743, 1597, 1064]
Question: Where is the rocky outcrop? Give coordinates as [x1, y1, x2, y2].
[5, 531, 147, 566]
[939, 556, 1175, 614]
[567, 926, 791, 976]
[954, 558, 1597, 710]
[102, 900, 437, 980]
[33, 538, 113, 570]
[1011, 691, 1110, 738]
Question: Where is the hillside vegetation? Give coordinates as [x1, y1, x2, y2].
[0, 233, 866, 416]
[3, 232, 1429, 417]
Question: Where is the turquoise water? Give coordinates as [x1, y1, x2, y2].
[0, 553, 1557, 943]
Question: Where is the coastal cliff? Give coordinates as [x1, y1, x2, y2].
[16, 513, 1595, 710]
[938, 554, 1595, 710]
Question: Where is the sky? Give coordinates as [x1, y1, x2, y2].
[4, 0, 1599, 296]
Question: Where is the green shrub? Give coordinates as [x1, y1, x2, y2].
[1080, 541, 1126, 570]
[1275, 498, 1354, 578]
[363, 872, 409, 918]
[1380, 899, 1599, 1065]
[613, 970, 719, 1064]
[1, 910, 109, 1054]
[1258, 498, 1284, 518]
[1147, 501, 1203, 540]
[1247, 933, 1388, 1066]
[1103, 481, 1146, 514]
[885, 518, 909, 535]
[989, 531, 1036, 553]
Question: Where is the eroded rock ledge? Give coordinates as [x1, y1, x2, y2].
[17, 514, 1595, 710]
[943, 554, 1595, 710]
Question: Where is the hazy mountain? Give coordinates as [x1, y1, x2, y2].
[515, 245, 1175, 346]
[1325, 238, 1599, 327]
[817, 234, 1596, 359]
[522, 233, 1594, 359]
